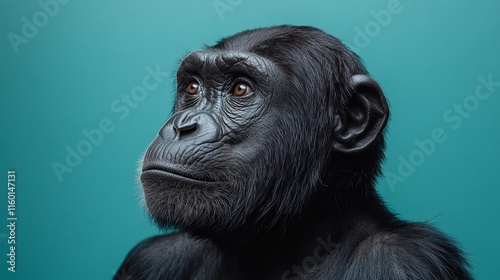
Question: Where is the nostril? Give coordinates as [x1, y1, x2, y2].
[165, 110, 222, 142]
[176, 123, 197, 138]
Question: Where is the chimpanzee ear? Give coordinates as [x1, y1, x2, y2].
[333, 74, 389, 153]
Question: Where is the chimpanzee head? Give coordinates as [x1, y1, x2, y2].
[140, 25, 389, 238]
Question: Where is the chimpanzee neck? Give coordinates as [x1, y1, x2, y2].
[213, 186, 396, 277]
[264, 187, 391, 247]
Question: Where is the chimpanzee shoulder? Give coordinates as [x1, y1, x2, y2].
[114, 233, 235, 280]
[337, 222, 472, 280]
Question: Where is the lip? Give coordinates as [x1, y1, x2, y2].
[142, 163, 218, 184]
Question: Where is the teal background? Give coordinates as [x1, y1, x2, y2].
[1, 0, 499, 279]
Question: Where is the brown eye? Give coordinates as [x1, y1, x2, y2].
[186, 82, 200, 94]
[233, 82, 253, 96]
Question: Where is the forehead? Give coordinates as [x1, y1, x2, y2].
[178, 50, 278, 79]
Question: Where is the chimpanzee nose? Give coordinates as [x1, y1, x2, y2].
[173, 111, 198, 138]
[159, 110, 223, 144]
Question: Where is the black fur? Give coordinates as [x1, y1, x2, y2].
[115, 25, 472, 280]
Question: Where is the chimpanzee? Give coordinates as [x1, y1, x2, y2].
[115, 25, 472, 280]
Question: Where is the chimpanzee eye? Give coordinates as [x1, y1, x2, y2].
[232, 82, 253, 96]
[186, 82, 200, 94]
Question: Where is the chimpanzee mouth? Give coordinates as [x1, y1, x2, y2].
[142, 162, 220, 184]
